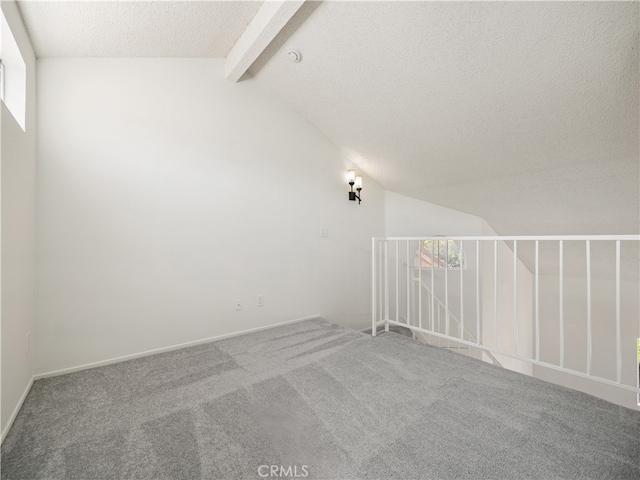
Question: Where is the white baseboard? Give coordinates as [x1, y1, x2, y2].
[34, 314, 321, 380]
[1, 376, 34, 444]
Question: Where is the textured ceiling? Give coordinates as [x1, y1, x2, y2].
[17, 1, 262, 58]
[12, 1, 640, 277]
[251, 1, 640, 239]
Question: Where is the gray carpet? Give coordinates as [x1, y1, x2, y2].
[2, 318, 639, 479]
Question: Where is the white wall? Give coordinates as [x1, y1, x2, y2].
[35, 58, 385, 375]
[384, 191, 484, 237]
[534, 275, 639, 409]
[0, 0, 36, 438]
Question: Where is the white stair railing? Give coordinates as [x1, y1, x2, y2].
[371, 235, 640, 404]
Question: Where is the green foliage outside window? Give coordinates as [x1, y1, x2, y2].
[422, 239, 464, 268]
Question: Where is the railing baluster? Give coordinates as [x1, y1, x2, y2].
[535, 240, 540, 361]
[406, 240, 410, 327]
[559, 240, 564, 368]
[616, 240, 621, 383]
[384, 240, 389, 328]
[460, 240, 464, 343]
[513, 240, 518, 355]
[494, 240, 498, 350]
[586, 240, 592, 375]
[419, 240, 422, 330]
[372, 238, 376, 337]
[445, 240, 450, 336]
[431, 243, 435, 332]
[383, 240, 389, 332]
[379, 240, 382, 326]
[395, 241, 399, 324]
[476, 240, 480, 346]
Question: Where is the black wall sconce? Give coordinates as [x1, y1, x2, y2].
[347, 170, 363, 204]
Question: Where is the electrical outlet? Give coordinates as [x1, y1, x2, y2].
[235, 298, 242, 311]
[320, 228, 329, 238]
[257, 294, 264, 307]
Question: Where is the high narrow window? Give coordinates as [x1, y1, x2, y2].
[0, 59, 5, 101]
[416, 239, 465, 269]
[0, 10, 26, 131]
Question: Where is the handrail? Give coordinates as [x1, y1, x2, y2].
[375, 235, 640, 241]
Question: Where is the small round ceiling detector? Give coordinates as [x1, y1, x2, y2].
[287, 49, 302, 63]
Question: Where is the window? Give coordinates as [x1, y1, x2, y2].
[0, 9, 26, 131]
[0, 59, 5, 102]
[416, 239, 465, 269]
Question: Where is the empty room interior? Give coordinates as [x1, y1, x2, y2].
[1, 0, 639, 479]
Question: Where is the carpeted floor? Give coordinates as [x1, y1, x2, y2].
[2, 318, 639, 479]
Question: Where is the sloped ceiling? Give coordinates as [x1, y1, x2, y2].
[251, 1, 639, 237]
[13, 1, 639, 277]
[17, 1, 638, 237]
[17, 1, 262, 57]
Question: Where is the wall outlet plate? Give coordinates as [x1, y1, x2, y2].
[235, 299, 242, 311]
[257, 294, 264, 307]
[320, 228, 329, 238]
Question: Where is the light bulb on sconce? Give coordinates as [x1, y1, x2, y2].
[347, 170, 363, 204]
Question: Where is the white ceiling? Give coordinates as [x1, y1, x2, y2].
[251, 1, 640, 238]
[13, 1, 640, 277]
[17, 1, 262, 58]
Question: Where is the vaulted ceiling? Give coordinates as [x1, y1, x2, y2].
[250, 1, 639, 237]
[16, 1, 640, 239]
